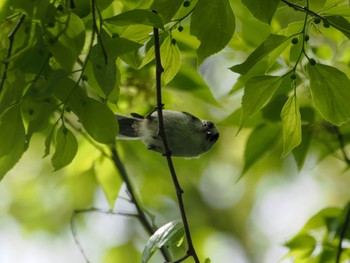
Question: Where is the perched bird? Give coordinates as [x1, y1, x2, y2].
[116, 110, 219, 157]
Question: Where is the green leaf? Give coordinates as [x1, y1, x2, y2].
[44, 124, 57, 158]
[105, 9, 164, 29]
[142, 220, 184, 263]
[91, 57, 118, 98]
[307, 63, 350, 125]
[0, 105, 26, 180]
[150, 0, 184, 23]
[231, 34, 290, 75]
[300, 207, 341, 233]
[103, 38, 143, 59]
[80, 98, 118, 144]
[46, 12, 85, 71]
[51, 126, 78, 171]
[292, 124, 313, 171]
[285, 234, 316, 259]
[242, 124, 280, 175]
[160, 37, 181, 84]
[190, 0, 235, 64]
[241, 75, 283, 124]
[281, 95, 301, 157]
[327, 15, 350, 40]
[242, 0, 280, 24]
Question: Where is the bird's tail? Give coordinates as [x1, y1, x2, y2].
[116, 114, 142, 140]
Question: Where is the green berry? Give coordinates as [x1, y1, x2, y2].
[57, 5, 64, 11]
[82, 75, 88, 81]
[304, 35, 310, 42]
[171, 38, 177, 45]
[183, 1, 190, 7]
[323, 21, 330, 28]
[291, 37, 298, 44]
[314, 17, 321, 24]
[178, 26, 184, 32]
[309, 58, 316, 65]
[291, 74, 297, 80]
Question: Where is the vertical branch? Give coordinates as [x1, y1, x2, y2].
[110, 146, 171, 262]
[336, 203, 350, 263]
[0, 14, 26, 95]
[153, 26, 200, 263]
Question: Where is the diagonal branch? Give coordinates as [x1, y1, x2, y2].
[0, 14, 26, 95]
[153, 26, 200, 263]
[336, 203, 350, 263]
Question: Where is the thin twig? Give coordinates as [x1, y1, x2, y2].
[153, 26, 200, 263]
[0, 14, 26, 94]
[281, 0, 323, 19]
[91, 0, 108, 64]
[336, 203, 350, 263]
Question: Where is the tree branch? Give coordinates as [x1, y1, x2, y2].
[336, 203, 350, 263]
[0, 14, 26, 95]
[153, 26, 200, 263]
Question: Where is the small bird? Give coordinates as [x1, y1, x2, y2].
[116, 110, 219, 157]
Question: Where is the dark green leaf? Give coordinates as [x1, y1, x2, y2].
[231, 34, 290, 75]
[142, 220, 184, 263]
[80, 98, 118, 144]
[51, 126, 78, 171]
[105, 9, 164, 29]
[91, 58, 118, 98]
[292, 124, 313, 171]
[190, 0, 235, 64]
[150, 0, 184, 23]
[242, 124, 280, 175]
[0, 105, 26, 180]
[281, 95, 301, 157]
[103, 38, 143, 59]
[241, 75, 283, 124]
[327, 15, 350, 40]
[307, 63, 350, 125]
[242, 0, 280, 24]
[46, 12, 85, 71]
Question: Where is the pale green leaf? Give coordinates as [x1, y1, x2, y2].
[241, 75, 283, 124]
[51, 126, 78, 171]
[105, 9, 164, 29]
[307, 63, 350, 125]
[91, 57, 118, 97]
[231, 34, 290, 75]
[142, 220, 184, 263]
[160, 37, 181, 84]
[0, 105, 26, 180]
[104, 38, 143, 59]
[242, 0, 280, 24]
[80, 98, 119, 144]
[281, 95, 301, 157]
[190, 0, 235, 64]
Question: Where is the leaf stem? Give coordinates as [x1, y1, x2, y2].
[153, 26, 200, 263]
[0, 14, 26, 95]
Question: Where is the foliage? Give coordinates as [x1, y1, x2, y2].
[1, 0, 350, 262]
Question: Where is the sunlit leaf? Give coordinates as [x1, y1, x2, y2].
[142, 220, 184, 263]
[91, 57, 118, 98]
[285, 234, 316, 259]
[242, 0, 280, 24]
[231, 34, 290, 75]
[0, 105, 26, 180]
[80, 98, 118, 144]
[51, 126, 78, 171]
[292, 124, 313, 171]
[190, 0, 235, 64]
[281, 95, 302, 157]
[241, 75, 283, 125]
[104, 38, 143, 59]
[160, 37, 181, 84]
[105, 9, 164, 29]
[307, 63, 350, 125]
